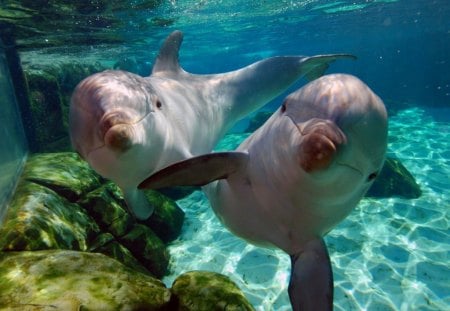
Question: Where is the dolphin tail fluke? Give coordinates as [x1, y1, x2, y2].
[289, 238, 334, 311]
[302, 54, 357, 82]
[123, 188, 155, 220]
[152, 30, 184, 75]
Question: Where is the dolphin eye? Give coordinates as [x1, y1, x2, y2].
[367, 171, 378, 182]
[281, 101, 287, 113]
[156, 100, 162, 109]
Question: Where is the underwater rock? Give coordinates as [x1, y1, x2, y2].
[0, 250, 171, 310]
[22, 152, 103, 202]
[89, 233, 152, 276]
[142, 189, 185, 243]
[23, 63, 105, 152]
[113, 56, 152, 76]
[120, 224, 170, 279]
[80, 182, 134, 237]
[80, 180, 185, 243]
[171, 271, 255, 311]
[1, 152, 184, 279]
[113, 56, 140, 73]
[79, 182, 178, 277]
[26, 71, 67, 152]
[367, 157, 422, 199]
[0, 181, 99, 251]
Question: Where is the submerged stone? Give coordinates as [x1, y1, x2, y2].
[1, 151, 186, 279]
[0, 250, 171, 310]
[25, 70, 66, 151]
[0, 181, 99, 251]
[89, 233, 152, 276]
[171, 271, 255, 311]
[142, 189, 185, 243]
[23, 63, 105, 152]
[80, 182, 134, 238]
[120, 224, 170, 279]
[367, 157, 422, 199]
[22, 152, 103, 202]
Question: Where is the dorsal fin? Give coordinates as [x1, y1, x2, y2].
[152, 30, 183, 75]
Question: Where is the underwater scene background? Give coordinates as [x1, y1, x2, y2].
[0, 0, 449, 310]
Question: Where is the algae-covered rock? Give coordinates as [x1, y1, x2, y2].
[143, 189, 185, 243]
[0, 182, 99, 251]
[367, 157, 422, 199]
[120, 224, 170, 278]
[171, 271, 255, 311]
[1, 151, 184, 279]
[22, 63, 106, 152]
[25, 70, 66, 151]
[89, 233, 152, 276]
[80, 182, 134, 237]
[22, 152, 103, 202]
[0, 250, 171, 310]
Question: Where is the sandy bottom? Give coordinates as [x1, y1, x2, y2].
[163, 107, 450, 311]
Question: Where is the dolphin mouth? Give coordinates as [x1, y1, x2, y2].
[287, 115, 303, 134]
[335, 161, 364, 177]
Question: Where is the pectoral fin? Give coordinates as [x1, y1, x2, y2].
[289, 238, 333, 311]
[123, 188, 155, 220]
[139, 152, 249, 190]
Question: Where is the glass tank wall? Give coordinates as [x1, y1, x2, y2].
[0, 35, 28, 225]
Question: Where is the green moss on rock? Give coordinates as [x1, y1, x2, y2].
[120, 224, 170, 279]
[171, 271, 255, 311]
[1, 152, 184, 280]
[22, 63, 106, 152]
[89, 233, 152, 276]
[367, 157, 422, 199]
[142, 189, 185, 243]
[22, 152, 103, 202]
[0, 182, 99, 251]
[80, 182, 134, 237]
[0, 250, 171, 310]
[25, 70, 66, 151]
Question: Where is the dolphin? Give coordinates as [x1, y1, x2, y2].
[139, 74, 388, 310]
[69, 30, 356, 220]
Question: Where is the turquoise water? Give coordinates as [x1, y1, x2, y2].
[1, 0, 449, 310]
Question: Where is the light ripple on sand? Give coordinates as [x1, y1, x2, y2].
[163, 107, 450, 310]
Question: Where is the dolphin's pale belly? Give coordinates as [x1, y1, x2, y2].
[207, 169, 363, 255]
